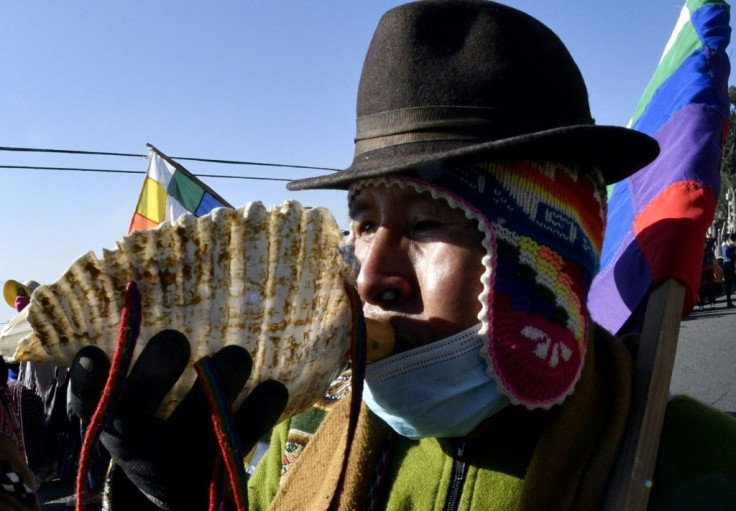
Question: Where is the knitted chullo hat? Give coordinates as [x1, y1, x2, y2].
[349, 160, 606, 408]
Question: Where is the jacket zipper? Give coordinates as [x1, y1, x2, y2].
[443, 440, 469, 511]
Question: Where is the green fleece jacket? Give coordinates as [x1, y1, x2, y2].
[249, 396, 736, 510]
[248, 326, 736, 510]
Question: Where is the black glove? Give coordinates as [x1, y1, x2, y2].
[68, 329, 289, 510]
[68, 345, 110, 421]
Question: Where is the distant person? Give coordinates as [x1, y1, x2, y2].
[0, 356, 27, 472]
[721, 233, 736, 308]
[3, 281, 53, 397]
[698, 239, 717, 310]
[3, 281, 59, 402]
[3, 280, 58, 483]
[0, 356, 38, 510]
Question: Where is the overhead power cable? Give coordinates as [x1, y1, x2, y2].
[0, 146, 340, 172]
[0, 146, 144, 158]
[0, 165, 292, 182]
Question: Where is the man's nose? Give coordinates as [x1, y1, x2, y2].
[356, 230, 413, 307]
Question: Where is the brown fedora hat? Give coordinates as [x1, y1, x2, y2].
[288, 0, 659, 191]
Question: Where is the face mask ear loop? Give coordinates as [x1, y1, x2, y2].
[328, 283, 368, 507]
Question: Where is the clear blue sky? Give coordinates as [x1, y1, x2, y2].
[1, 1, 734, 324]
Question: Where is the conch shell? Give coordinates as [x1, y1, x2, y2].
[1, 201, 354, 420]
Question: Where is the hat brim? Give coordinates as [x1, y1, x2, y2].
[287, 124, 659, 191]
[3, 280, 31, 309]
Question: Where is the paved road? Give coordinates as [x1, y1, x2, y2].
[37, 301, 736, 508]
[671, 294, 736, 415]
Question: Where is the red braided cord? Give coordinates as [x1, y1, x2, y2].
[75, 282, 142, 511]
[208, 457, 223, 510]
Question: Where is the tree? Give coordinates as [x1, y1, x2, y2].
[715, 85, 736, 245]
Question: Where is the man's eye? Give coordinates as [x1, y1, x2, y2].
[354, 221, 377, 235]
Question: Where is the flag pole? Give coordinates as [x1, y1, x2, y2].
[603, 278, 686, 510]
[146, 142, 233, 208]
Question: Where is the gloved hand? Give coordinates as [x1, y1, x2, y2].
[68, 329, 289, 510]
[67, 343, 109, 422]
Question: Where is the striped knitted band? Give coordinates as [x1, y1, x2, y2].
[348, 161, 606, 409]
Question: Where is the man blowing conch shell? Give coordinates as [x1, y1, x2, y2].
[64, 1, 736, 510]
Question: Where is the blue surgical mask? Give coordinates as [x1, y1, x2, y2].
[362, 324, 509, 439]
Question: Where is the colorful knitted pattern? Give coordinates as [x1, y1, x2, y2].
[349, 161, 606, 408]
[280, 373, 350, 480]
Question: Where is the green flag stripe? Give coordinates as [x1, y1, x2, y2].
[168, 169, 205, 213]
[631, 17, 702, 124]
